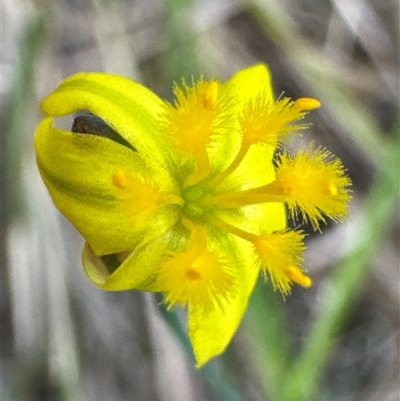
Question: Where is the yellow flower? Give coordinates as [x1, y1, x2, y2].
[34, 64, 351, 367]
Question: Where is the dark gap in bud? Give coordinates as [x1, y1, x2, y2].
[72, 110, 135, 151]
[100, 254, 122, 275]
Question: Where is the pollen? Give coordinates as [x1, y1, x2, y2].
[157, 229, 235, 312]
[165, 79, 221, 157]
[274, 146, 352, 229]
[239, 93, 318, 148]
[253, 230, 307, 295]
[114, 173, 175, 225]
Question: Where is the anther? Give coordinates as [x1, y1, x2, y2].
[294, 97, 321, 111]
[284, 266, 312, 288]
[203, 81, 219, 109]
[112, 169, 128, 188]
[185, 268, 201, 280]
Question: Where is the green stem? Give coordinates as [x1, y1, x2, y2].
[243, 280, 293, 400]
[156, 294, 248, 401]
[5, 13, 46, 223]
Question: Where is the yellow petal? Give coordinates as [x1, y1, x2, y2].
[207, 64, 276, 186]
[82, 241, 160, 290]
[188, 231, 259, 367]
[225, 64, 275, 108]
[232, 140, 276, 188]
[82, 224, 188, 290]
[237, 145, 286, 233]
[41, 72, 176, 172]
[35, 117, 179, 255]
[228, 64, 275, 190]
[214, 141, 286, 235]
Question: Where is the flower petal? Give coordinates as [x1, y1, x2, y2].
[225, 64, 275, 108]
[235, 144, 287, 233]
[215, 141, 286, 235]
[82, 240, 161, 290]
[35, 117, 179, 255]
[41, 72, 177, 172]
[82, 223, 189, 290]
[232, 141, 276, 189]
[188, 230, 259, 367]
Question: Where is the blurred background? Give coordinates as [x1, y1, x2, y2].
[1, 0, 399, 400]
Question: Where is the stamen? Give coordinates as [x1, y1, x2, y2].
[163, 194, 185, 207]
[207, 215, 257, 243]
[209, 142, 250, 186]
[157, 227, 235, 312]
[294, 97, 321, 111]
[209, 94, 321, 188]
[273, 146, 352, 229]
[204, 187, 286, 209]
[164, 80, 218, 157]
[284, 266, 312, 288]
[203, 81, 219, 110]
[184, 150, 211, 186]
[253, 230, 309, 294]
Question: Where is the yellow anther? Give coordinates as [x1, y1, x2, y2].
[203, 81, 219, 109]
[112, 169, 128, 188]
[284, 266, 312, 288]
[294, 97, 321, 111]
[185, 268, 201, 280]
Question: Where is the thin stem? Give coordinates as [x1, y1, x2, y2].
[204, 190, 286, 209]
[209, 141, 250, 186]
[184, 150, 211, 186]
[207, 215, 257, 243]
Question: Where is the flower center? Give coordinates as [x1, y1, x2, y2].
[182, 184, 208, 220]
